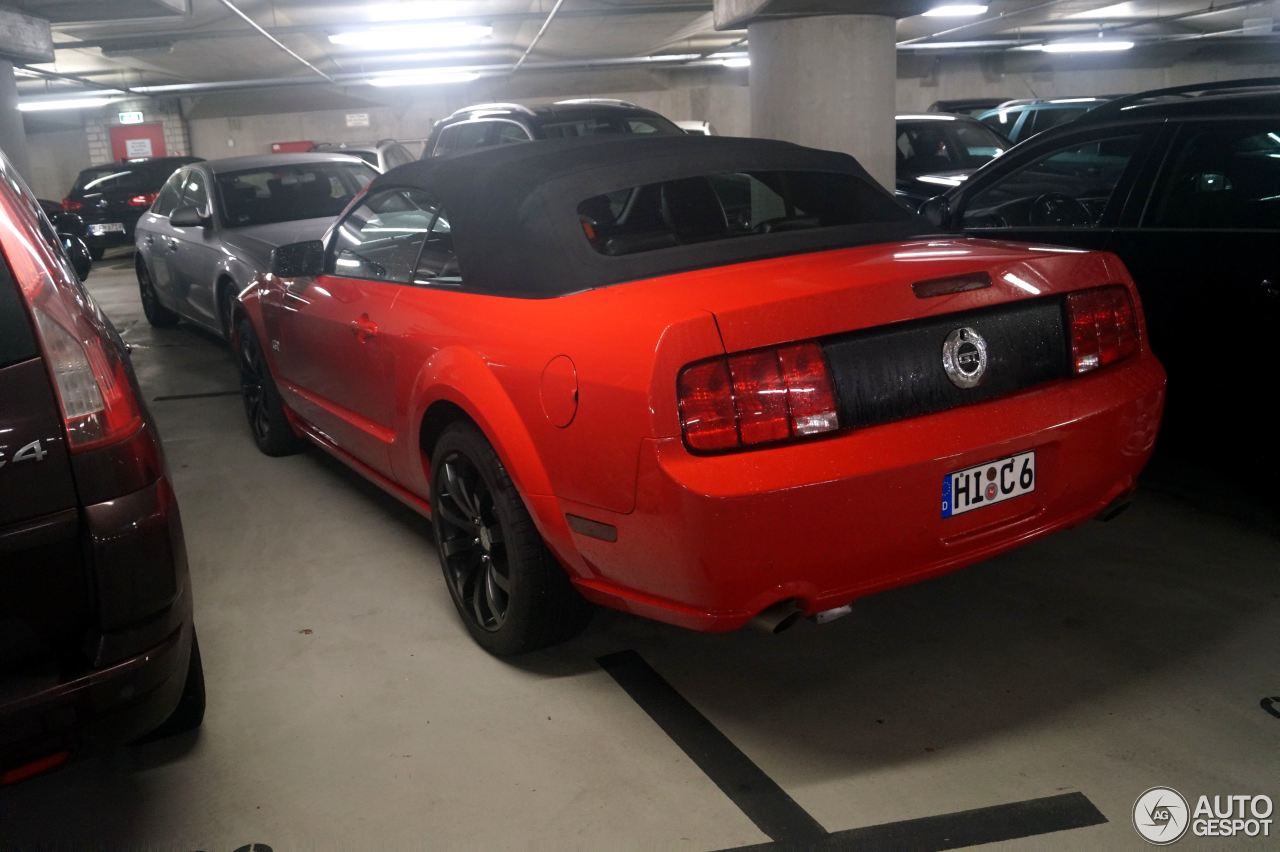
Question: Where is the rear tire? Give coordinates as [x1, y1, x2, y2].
[237, 316, 302, 456]
[137, 260, 179, 328]
[430, 421, 591, 656]
[143, 632, 205, 740]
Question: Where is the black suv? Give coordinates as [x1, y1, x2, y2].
[922, 78, 1280, 451]
[1, 148, 203, 784]
[423, 99, 683, 157]
[63, 156, 202, 259]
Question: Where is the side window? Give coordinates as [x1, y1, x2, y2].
[981, 108, 1020, 137]
[493, 123, 531, 146]
[435, 121, 493, 155]
[413, 211, 460, 286]
[179, 170, 209, 214]
[153, 171, 185, 217]
[385, 145, 414, 168]
[960, 134, 1142, 229]
[1148, 124, 1280, 230]
[330, 188, 437, 284]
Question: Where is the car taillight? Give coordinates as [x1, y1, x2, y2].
[29, 301, 144, 452]
[127, 192, 157, 208]
[1066, 285, 1139, 374]
[678, 342, 839, 452]
[61, 197, 82, 213]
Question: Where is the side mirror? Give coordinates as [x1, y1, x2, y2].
[270, 240, 325, 278]
[62, 235, 92, 281]
[919, 195, 953, 229]
[170, 204, 211, 229]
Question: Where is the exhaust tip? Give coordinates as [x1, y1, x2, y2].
[750, 600, 804, 634]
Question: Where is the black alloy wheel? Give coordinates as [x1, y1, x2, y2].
[430, 422, 591, 655]
[435, 452, 512, 632]
[236, 317, 300, 457]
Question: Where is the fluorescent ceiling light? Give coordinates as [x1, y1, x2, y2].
[17, 96, 119, 112]
[366, 69, 480, 87]
[330, 23, 492, 50]
[721, 57, 750, 68]
[922, 4, 988, 17]
[1039, 39, 1134, 53]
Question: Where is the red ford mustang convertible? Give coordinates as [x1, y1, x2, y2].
[234, 136, 1165, 654]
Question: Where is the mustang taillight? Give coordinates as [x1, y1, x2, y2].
[678, 342, 839, 452]
[127, 192, 158, 208]
[1066, 285, 1139, 374]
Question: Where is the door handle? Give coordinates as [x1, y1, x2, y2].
[350, 314, 379, 341]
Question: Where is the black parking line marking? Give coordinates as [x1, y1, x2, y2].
[597, 650, 828, 845]
[720, 792, 1107, 851]
[153, 390, 241, 402]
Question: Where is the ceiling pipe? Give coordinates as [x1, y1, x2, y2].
[213, 0, 334, 82]
[513, 0, 569, 72]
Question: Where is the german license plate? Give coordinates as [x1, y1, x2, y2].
[90, 222, 125, 235]
[942, 450, 1035, 518]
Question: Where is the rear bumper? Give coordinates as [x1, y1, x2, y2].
[566, 353, 1166, 631]
[0, 476, 193, 774]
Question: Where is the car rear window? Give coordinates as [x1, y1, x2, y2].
[0, 258, 37, 369]
[542, 114, 679, 138]
[71, 166, 148, 195]
[577, 170, 905, 256]
[215, 161, 377, 228]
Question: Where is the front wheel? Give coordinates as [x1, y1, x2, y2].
[237, 317, 302, 456]
[430, 422, 591, 655]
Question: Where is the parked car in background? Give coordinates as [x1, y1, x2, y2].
[676, 120, 717, 136]
[134, 152, 377, 340]
[928, 98, 1006, 118]
[312, 139, 417, 173]
[921, 78, 1279, 453]
[235, 135, 1164, 656]
[1, 148, 203, 783]
[895, 113, 1009, 208]
[976, 97, 1112, 145]
[38, 199, 93, 281]
[423, 99, 684, 157]
[63, 156, 202, 260]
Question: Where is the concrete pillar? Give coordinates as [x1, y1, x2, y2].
[748, 14, 897, 189]
[0, 61, 31, 180]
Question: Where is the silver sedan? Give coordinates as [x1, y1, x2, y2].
[134, 152, 378, 339]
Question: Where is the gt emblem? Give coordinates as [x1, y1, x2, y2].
[942, 327, 988, 389]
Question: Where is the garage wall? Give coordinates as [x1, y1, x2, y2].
[897, 48, 1280, 112]
[184, 72, 751, 160]
[24, 125, 90, 200]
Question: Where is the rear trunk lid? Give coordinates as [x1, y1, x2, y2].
[0, 247, 88, 683]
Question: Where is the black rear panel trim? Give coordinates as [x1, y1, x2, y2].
[822, 297, 1070, 430]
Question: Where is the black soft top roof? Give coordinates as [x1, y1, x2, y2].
[373, 135, 926, 297]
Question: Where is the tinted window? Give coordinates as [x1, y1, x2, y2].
[215, 161, 376, 228]
[896, 120, 1007, 175]
[1027, 107, 1088, 137]
[436, 122, 493, 155]
[541, 114, 679, 139]
[960, 134, 1142, 229]
[980, 108, 1022, 136]
[1148, 125, 1280, 230]
[153, 170, 185, 216]
[578, 170, 905, 256]
[493, 123, 531, 145]
[385, 145, 415, 168]
[179, 170, 209, 214]
[331, 188, 441, 284]
[72, 166, 146, 195]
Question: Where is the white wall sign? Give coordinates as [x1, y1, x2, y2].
[125, 138, 154, 158]
[118, 111, 145, 125]
[346, 112, 371, 128]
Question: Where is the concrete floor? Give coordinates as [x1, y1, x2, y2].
[1, 254, 1276, 849]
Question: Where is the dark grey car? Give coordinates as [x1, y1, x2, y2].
[133, 152, 378, 338]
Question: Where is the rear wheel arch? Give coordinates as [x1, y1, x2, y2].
[215, 274, 238, 336]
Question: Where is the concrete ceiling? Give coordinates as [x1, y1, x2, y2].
[9, 0, 1280, 101]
